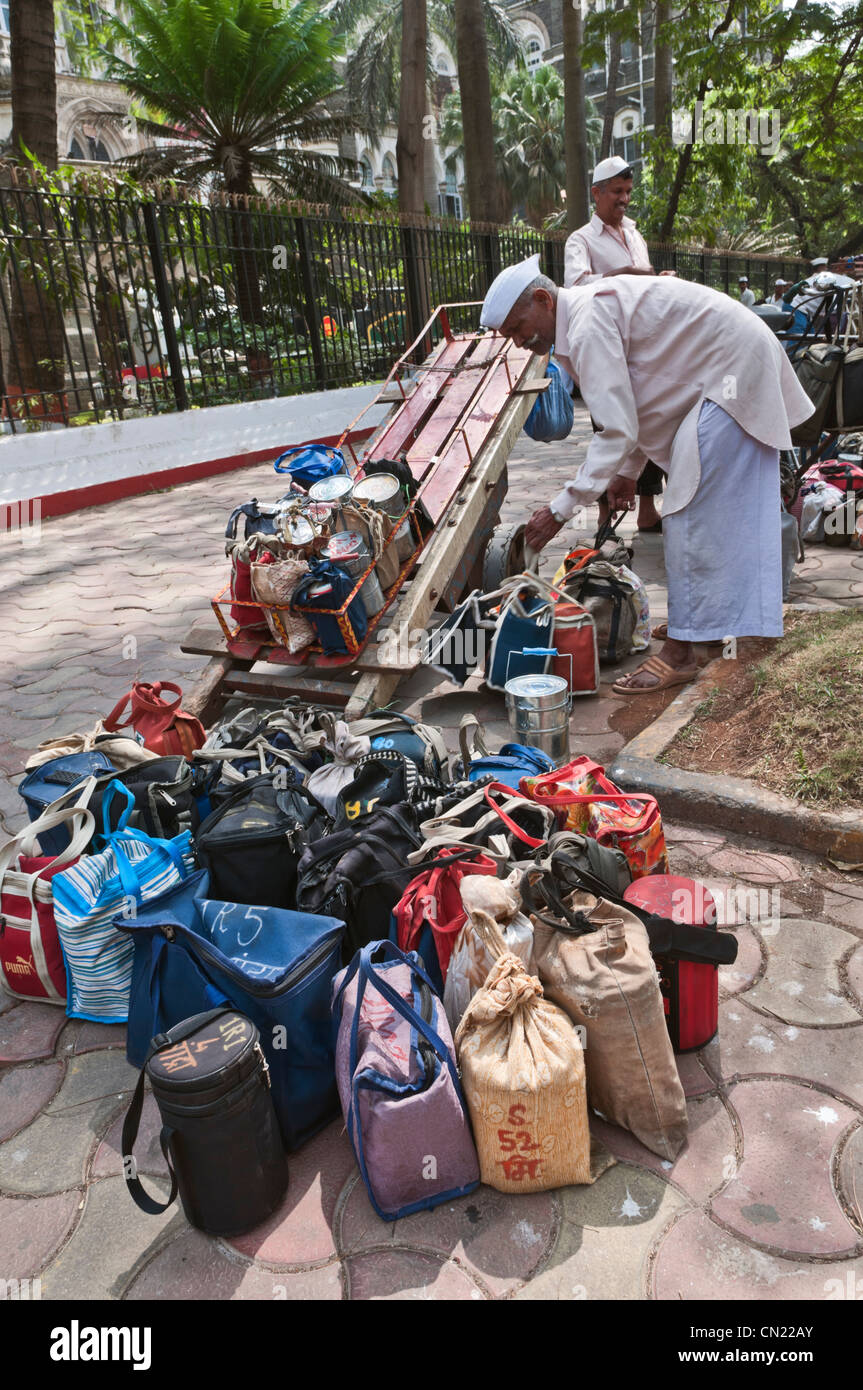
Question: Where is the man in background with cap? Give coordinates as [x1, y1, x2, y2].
[479, 256, 814, 693]
[564, 155, 670, 533]
[772, 278, 790, 303]
[738, 276, 756, 308]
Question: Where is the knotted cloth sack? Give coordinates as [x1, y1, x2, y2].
[306, 719, 370, 816]
[531, 888, 688, 1160]
[455, 920, 603, 1194]
[443, 875, 535, 1032]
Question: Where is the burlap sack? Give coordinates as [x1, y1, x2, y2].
[251, 557, 315, 652]
[532, 889, 688, 1160]
[455, 920, 605, 1194]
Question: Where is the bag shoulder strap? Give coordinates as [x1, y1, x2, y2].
[122, 1007, 234, 1215]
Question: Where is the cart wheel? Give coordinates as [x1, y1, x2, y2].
[482, 521, 527, 591]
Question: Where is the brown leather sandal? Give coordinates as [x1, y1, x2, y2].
[612, 655, 699, 695]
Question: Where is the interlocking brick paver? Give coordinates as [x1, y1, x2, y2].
[337, 1174, 556, 1297]
[675, 1051, 719, 1098]
[711, 1078, 861, 1256]
[45, 1049, 138, 1112]
[743, 918, 861, 1025]
[515, 1164, 689, 1301]
[40, 1175, 181, 1300]
[847, 944, 863, 1009]
[0, 1061, 64, 1142]
[592, 1094, 736, 1204]
[0, 1001, 66, 1063]
[125, 1229, 343, 1300]
[651, 1208, 862, 1300]
[822, 891, 863, 936]
[719, 926, 763, 995]
[702, 999, 863, 1106]
[0, 1191, 81, 1277]
[344, 1249, 485, 1300]
[837, 1124, 863, 1233]
[707, 848, 802, 885]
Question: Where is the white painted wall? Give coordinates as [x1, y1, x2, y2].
[0, 384, 390, 506]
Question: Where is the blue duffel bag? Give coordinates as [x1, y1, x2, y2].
[18, 751, 116, 854]
[116, 869, 345, 1151]
[456, 714, 554, 788]
[290, 559, 369, 655]
[273, 444, 348, 490]
[523, 359, 574, 442]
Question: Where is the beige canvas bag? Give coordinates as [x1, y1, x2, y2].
[531, 888, 688, 1160]
[455, 916, 608, 1194]
[25, 724, 158, 771]
[443, 872, 535, 1033]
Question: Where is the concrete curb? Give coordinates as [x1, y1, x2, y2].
[607, 657, 863, 862]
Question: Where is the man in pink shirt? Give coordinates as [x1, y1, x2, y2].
[565, 156, 671, 534]
[479, 257, 814, 694]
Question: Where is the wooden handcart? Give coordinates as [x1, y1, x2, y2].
[182, 304, 546, 723]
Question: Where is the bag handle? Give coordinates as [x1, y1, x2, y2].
[352, 942, 461, 1089]
[527, 760, 656, 811]
[482, 782, 547, 849]
[121, 1006, 235, 1215]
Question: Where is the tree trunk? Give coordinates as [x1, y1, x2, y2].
[397, 0, 428, 218]
[10, 0, 58, 169]
[652, 1, 673, 188]
[225, 164, 266, 326]
[7, 1, 65, 420]
[600, 2, 623, 161]
[454, 0, 501, 223]
[562, 0, 590, 231]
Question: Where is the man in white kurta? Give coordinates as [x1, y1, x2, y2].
[480, 259, 814, 693]
[564, 155, 667, 533]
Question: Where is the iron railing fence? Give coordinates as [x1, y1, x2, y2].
[0, 178, 808, 433]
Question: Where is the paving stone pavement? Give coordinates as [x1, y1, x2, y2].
[2, 409, 863, 1300]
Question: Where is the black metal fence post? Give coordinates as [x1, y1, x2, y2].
[142, 202, 188, 412]
[293, 217, 327, 390]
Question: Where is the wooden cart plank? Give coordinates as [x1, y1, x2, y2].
[343, 378, 539, 717]
[404, 336, 506, 475]
[366, 337, 476, 472]
[222, 670, 355, 707]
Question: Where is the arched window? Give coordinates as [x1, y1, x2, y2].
[359, 154, 374, 191]
[381, 155, 397, 194]
[525, 37, 543, 70]
[68, 131, 111, 162]
[434, 51, 451, 75]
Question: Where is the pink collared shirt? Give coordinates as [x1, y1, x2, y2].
[548, 277, 814, 521]
[564, 213, 653, 286]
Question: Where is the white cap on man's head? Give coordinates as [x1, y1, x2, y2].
[811, 256, 829, 266]
[591, 155, 632, 185]
[480, 253, 542, 331]
[738, 275, 749, 283]
[775, 277, 789, 285]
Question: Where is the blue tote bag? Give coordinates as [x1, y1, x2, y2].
[52, 781, 193, 1023]
[117, 869, 345, 1150]
[273, 444, 348, 490]
[523, 360, 574, 442]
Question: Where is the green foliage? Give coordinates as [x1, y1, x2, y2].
[330, 0, 521, 146]
[98, 0, 367, 202]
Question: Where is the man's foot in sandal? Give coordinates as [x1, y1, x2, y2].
[612, 640, 698, 695]
[651, 622, 723, 648]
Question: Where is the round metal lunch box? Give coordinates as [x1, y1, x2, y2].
[504, 672, 571, 764]
[353, 474, 414, 562]
[309, 476, 354, 532]
[325, 530, 386, 616]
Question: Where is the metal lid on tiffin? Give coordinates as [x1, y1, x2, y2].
[504, 672, 569, 707]
[285, 516, 315, 545]
[309, 476, 354, 503]
[353, 474, 400, 504]
[325, 530, 366, 561]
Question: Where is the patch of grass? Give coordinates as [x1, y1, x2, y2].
[692, 686, 721, 720]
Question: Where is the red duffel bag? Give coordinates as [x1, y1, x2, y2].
[104, 681, 205, 759]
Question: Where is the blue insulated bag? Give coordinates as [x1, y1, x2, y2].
[290, 559, 369, 655]
[486, 583, 555, 692]
[19, 751, 117, 854]
[273, 444, 348, 490]
[523, 359, 574, 442]
[117, 869, 345, 1150]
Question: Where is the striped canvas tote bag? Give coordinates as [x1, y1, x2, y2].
[52, 781, 193, 1023]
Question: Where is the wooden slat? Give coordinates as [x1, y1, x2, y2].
[366, 337, 476, 472]
[417, 345, 538, 523]
[404, 336, 506, 477]
[223, 670, 352, 707]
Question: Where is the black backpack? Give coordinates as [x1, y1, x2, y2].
[194, 775, 331, 909]
[296, 803, 424, 959]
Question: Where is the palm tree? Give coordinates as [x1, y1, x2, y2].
[454, 0, 503, 223]
[397, 0, 427, 216]
[441, 67, 600, 229]
[329, 0, 520, 217]
[103, 0, 364, 203]
[10, 0, 57, 167]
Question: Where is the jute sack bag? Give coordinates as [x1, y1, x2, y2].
[443, 871, 536, 1033]
[531, 888, 688, 1160]
[455, 916, 611, 1194]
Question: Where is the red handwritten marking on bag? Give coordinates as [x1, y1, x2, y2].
[497, 1104, 544, 1182]
[360, 994, 408, 1065]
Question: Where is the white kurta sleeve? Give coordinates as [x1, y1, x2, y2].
[564, 232, 602, 287]
[549, 296, 642, 519]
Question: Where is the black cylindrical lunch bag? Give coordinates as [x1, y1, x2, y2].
[122, 1007, 289, 1236]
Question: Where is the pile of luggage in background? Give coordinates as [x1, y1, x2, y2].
[1, 677, 737, 1237]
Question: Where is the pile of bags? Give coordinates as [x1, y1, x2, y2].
[789, 453, 863, 549]
[1, 680, 737, 1236]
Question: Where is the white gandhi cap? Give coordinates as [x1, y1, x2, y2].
[480, 253, 542, 331]
[591, 155, 632, 184]
[811, 257, 829, 266]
